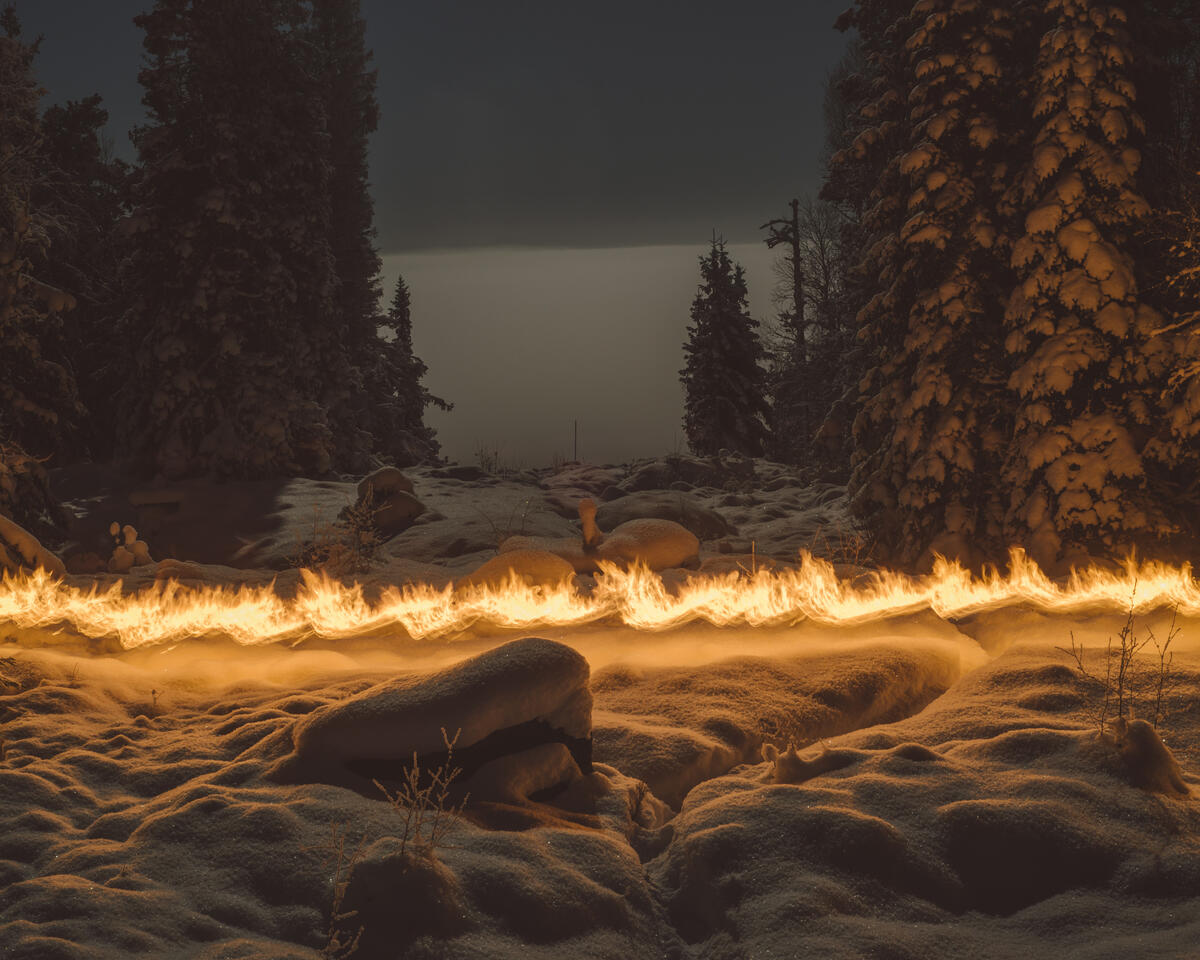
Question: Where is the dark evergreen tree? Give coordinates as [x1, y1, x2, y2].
[120, 0, 341, 479]
[308, 0, 380, 470]
[370, 277, 451, 464]
[680, 239, 770, 457]
[825, 0, 924, 553]
[1001, 0, 1169, 565]
[826, 0, 1200, 567]
[852, 0, 1022, 564]
[0, 6, 81, 525]
[1127, 0, 1200, 539]
[37, 95, 129, 459]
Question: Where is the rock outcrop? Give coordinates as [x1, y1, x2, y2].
[272, 637, 593, 803]
[0, 512, 66, 578]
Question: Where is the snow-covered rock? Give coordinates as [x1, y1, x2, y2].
[595, 490, 732, 540]
[275, 637, 593, 802]
[354, 466, 425, 537]
[0, 512, 66, 577]
[455, 549, 576, 591]
[500, 497, 700, 572]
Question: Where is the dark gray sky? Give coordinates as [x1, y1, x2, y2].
[19, 1, 853, 465]
[20, 0, 851, 250]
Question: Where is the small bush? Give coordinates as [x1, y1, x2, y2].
[1059, 593, 1181, 734]
[374, 727, 469, 857]
[288, 491, 381, 577]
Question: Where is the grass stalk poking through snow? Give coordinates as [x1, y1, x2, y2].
[1145, 605, 1183, 730]
[302, 823, 366, 959]
[374, 727, 470, 857]
[287, 489, 382, 578]
[1059, 587, 1181, 734]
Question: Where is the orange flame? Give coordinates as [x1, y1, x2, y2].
[1, 550, 1196, 651]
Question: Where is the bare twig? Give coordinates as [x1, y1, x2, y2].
[374, 727, 469, 857]
[301, 823, 366, 959]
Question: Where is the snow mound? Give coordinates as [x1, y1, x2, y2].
[591, 638, 965, 808]
[0, 512, 66, 578]
[454, 549, 576, 591]
[595, 491, 733, 540]
[647, 645, 1200, 956]
[276, 637, 593, 802]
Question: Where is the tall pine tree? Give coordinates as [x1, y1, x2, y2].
[308, 0, 379, 470]
[1001, 0, 1169, 565]
[830, 0, 1200, 567]
[0, 6, 81, 524]
[371, 277, 450, 464]
[38, 95, 128, 460]
[120, 0, 341, 479]
[680, 239, 770, 457]
[853, 0, 1021, 564]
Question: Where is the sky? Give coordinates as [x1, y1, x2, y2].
[19, 1, 853, 466]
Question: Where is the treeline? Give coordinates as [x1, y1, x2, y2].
[0, 0, 446, 529]
[682, 0, 1200, 570]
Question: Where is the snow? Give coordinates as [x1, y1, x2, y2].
[4, 462, 1198, 957]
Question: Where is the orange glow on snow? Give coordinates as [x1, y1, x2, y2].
[1, 550, 1197, 651]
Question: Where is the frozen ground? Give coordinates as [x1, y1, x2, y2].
[1, 456, 1198, 958]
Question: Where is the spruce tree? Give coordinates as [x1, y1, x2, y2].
[1129, 2, 1200, 539]
[827, 0, 924, 552]
[0, 6, 81, 524]
[120, 0, 340, 479]
[38, 95, 128, 460]
[308, 0, 379, 470]
[680, 239, 770, 457]
[370, 277, 450, 464]
[1001, 0, 1169, 565]
[852, 0, 1021, 564]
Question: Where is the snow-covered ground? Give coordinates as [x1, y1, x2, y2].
[2, 457, 1197, 958]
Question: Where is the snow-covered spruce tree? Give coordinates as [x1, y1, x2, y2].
[307, 0, 379, 470]
[0, 7, 81, 525]
[118, 0, 341, 479]
[1144, 167, 1200, 536]
[1001, 0, 1171, 566]
[849, 0, 1024, 565]
[38, 94, 129, 460]
[1128, 2, 1200, 540]
[826, 0, 925, 553]
[679, 239, 770, 457]
[372, 277, 451, 464]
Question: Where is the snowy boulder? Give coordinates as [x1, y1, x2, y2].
[275, 637, 593, 802]
[373, 490, 425, 537]
[619, 454, 735, 492]
[596, 491, 733, 540]
[591, 517, 700, 570]
[0, 512, 66, 578]
[542, 462, 627, 498]
[341, 840, 471, 953]
[496, 534, 596, 573]
[351, 467, 425, 537]
[455, 549, 576, 591]
[1111, 717, 1190, 797]
[108, 522, 153, 574]
[357, 465, 414, 501]
[500, 498, 699, 572]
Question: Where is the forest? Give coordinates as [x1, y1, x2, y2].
[3, 4, 1200, 960]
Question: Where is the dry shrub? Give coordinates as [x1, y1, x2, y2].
[803, 523, 876, 567]
[374, 727, 470, 857]
[1059, 593, 1182, 735]
[288, 490, 382, 578]
[302, 823, 366, 959]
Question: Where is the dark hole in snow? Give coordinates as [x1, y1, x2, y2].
[345, 717, 593, 787]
